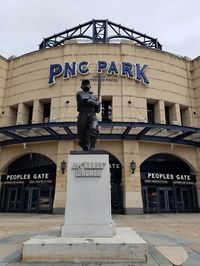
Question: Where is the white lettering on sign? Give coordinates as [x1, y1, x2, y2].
[33, 173, 49, 179]
[4, 173, 50, 181]
[146, 173, 194, 183]
[6, 174, 31, 181]
[110, 163, 120, 169]
[72, 162, 105, 177]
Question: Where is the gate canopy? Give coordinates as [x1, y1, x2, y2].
[0, 122, 199, 147]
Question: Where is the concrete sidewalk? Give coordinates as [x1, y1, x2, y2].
[0, 213, 199, 265]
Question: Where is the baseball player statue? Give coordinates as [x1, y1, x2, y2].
[76, 79, 100, 151]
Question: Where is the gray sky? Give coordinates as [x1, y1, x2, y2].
[0, 0, 199, 59]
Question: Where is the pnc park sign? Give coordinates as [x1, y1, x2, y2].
[48, 61, 149, 85]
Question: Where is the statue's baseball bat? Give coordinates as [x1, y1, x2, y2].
[97, 74, 101, 101]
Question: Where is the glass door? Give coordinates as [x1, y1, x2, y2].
[158, 188, 166, 212]
[182, 189, 191, 212]
[6, 187, 22, 212]
[166, 188, 175, 212]
[158, 188, 175, 213]
[39, 187, 54, 213]
[24, 188, 39, 212]
[176, 187, 184, 212]
[147, 187, 158, 213]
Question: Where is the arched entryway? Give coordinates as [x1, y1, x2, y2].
[0, 153, 56, 213]
[140, 153, 198, 213]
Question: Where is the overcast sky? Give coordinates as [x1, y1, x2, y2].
[0, 0, 199, 59]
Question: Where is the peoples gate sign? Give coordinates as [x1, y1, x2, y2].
[48, 61, 149, 85]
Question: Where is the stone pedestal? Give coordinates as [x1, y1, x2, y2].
[22, 227, 147, 263]
[22, 151, 147, 264]
[61, 152, 115, 237]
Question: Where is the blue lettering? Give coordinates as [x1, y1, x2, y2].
[121, 62, 133, 78]
[48, 64, 63, 85]
[64, 62, 77, 79]
[107, 61, 119, 75]
[135, 64, 149, 84]
[78, 61, 89, 75]
[48, 61, 150, 85]
[97, 61, 108, 73]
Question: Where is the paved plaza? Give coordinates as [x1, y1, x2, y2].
[0, 213, 199, 265]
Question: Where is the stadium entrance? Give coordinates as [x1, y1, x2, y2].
[140, 154, 198, 213]
[0, 153, 56, 213]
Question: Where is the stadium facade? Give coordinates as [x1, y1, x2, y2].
[0, 20, 199, 214]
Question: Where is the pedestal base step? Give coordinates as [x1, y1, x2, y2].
[61, 224, 115, 238]
[22, 227, 147, 263]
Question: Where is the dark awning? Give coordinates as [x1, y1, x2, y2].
[0, 122, 199, 147]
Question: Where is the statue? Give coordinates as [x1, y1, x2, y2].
[76, 79, 100, 151]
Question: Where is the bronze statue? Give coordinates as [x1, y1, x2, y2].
[76, 80, 100, 150]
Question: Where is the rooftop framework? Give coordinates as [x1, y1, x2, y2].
[39, 19, 162, 50]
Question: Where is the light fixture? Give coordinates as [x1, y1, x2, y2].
[130, 160, 136, 174]
[61, 160, 67, 174]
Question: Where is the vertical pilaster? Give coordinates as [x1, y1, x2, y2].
[170, 103, 181, 125]
[123, 97, 147, 122]
[32, 100, 43, 124]
[155, 100, 165, 124]
[50, 98, 60, 122]
[181, 107, 193, 127]
[122, 140, 143, 214]
[53, 140, 75, 214]
[17, 103, 29, 124]
[4, 106, 17, 126]
[112, 96, 122, 121]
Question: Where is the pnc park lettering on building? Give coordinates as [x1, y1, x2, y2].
[48, 61, 149, 85]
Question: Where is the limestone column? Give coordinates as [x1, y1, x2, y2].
[4, 106, 17, 126]
[16, 103, 29, 124]
[50, 98, 60, 122]
[155, 100, 165, 124]
[170, 103, 181, 125]
[112, 96, 122, 121]
[123, 97, 147, 122]
[122, 140, 143, 214]
[181, 107, 193, 127]
[53, 140, 75, 214]
[32, 100, 43, 124]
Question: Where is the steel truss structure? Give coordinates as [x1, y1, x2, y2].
[39, 19, 162, 50]
[0, 122, 199, 147]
